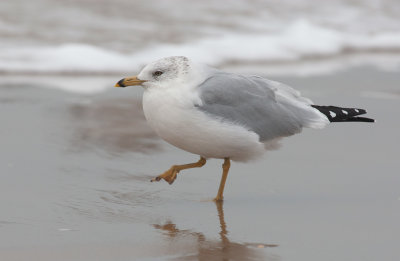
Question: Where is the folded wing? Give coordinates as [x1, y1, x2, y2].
[196, 72, 329, 142]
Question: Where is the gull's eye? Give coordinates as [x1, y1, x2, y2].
[152, 70, 163, 77]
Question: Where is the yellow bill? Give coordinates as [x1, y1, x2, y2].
[115, 76, 146, 87]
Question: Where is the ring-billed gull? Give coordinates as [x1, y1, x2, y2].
[115, 56, 374, 201]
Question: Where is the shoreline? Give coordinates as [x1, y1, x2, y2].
[1, 51, 400, 78]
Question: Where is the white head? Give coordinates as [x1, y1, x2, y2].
[115, 56, 205, 90]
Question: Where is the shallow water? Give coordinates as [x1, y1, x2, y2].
[0, 67, 399, 260]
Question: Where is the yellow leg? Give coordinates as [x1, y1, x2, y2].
[150, 157, 206, 185]
[214, 158, 231, 201]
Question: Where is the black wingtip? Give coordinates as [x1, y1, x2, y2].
[311, 105, 374, 123]
[343, 116, 375, 123]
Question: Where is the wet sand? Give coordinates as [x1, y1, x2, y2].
[0, 67, 399, 260]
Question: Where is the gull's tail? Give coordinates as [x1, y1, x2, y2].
[311, 105, 375, 123]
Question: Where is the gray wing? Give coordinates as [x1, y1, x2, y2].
[196, 72, 327, 142]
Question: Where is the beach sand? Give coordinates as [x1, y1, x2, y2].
[0, 66, 399, 261]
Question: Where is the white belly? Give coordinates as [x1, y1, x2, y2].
[142, 88, 265, 162]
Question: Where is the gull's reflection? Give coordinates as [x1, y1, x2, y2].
[69, 97, 162, 154]
[154, 201, 279, 261]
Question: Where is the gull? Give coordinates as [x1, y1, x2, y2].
[115, 56, 374, 201]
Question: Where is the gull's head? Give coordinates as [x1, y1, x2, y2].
[115, 56, 201, 90]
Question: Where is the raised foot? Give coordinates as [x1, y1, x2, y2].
[150, 166, 179, 185]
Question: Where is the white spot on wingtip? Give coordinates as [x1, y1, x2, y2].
[342, 110, 348, 115]
[329, 111, 336, 117]
[58, 228, 73, 232]
[355, 109, 359, 113]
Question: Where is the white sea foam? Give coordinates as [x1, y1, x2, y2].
[1, 20, 400, 78]
[2, 0, 400, 93]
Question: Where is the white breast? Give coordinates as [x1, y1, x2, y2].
[142, 86, 265, 162]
